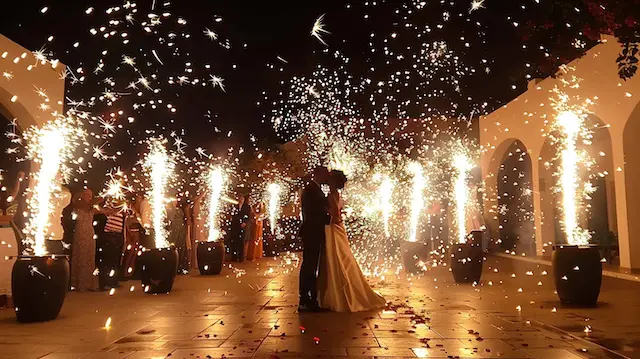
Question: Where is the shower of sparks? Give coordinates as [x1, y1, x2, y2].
[311, 14, 330, 46]
[23, 117, 87, 256]
[550, 71, 596, 246]
[408, 162, 426, 243]
[377, 174, 394, 238]
[206, 166, 226, 242]
[267, 183, 282, 235]
[143, 138, 174, 249]
[557, 111, 589, 245]
[453, 153, 473, 244]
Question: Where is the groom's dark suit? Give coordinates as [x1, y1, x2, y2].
[299, 179, 330, 307]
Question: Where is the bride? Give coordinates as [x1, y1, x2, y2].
[318, 170, 386, 312]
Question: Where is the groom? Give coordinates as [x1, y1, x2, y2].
[298, 166, 331, 312]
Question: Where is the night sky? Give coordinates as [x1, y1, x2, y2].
[0, 0, 595, 186]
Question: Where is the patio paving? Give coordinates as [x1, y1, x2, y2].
[0, 252, 637, 359]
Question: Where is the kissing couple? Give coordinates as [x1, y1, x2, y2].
[298, 166, 386, 312]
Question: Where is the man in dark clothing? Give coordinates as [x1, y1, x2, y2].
[298, 167, 330, 312]
[102, 210, 126, 286]
[230, 193, 252, 262]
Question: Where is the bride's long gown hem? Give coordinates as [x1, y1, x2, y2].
[318, 191, 386, 312]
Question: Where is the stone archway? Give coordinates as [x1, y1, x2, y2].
[584, 115, 617, 263]
[496, 139, 535, 254]
[483, 137, 538, 254]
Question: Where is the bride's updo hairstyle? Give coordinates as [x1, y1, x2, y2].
[331, 170, 348, 190]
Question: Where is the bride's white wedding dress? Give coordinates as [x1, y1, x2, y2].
[318, 190, 386, 312]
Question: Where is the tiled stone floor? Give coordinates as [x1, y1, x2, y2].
[0, 253, 637, 359]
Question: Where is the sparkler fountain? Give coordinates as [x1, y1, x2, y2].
[400, 163, 429, 274]
[378, 175, 394, 238]
[267, 183, 282, 236]
[12, 118, 85, 323]
[197, 166, 227, 275]
[449, 153, 483, 283]
[140, 138, 179, 293]
[551, 111, 602, 306]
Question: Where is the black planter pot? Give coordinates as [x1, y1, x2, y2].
[11, 255, 69, 323]
[552, 245, 602, 306]
[197, 241, 225, 275]
[450, 242, 483, 283]
[141, 248, 178, 294]
[400, 241, 427, 274]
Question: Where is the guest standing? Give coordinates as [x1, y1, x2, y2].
[230, 193, 251, 262]
[61, 192, 77, 257]
[70, 189, 100, 292]
[122, 199, 143, 279]
[167, 198, 188, 272]
[246, 202, 264, 260]
[101, 208, 126, 288]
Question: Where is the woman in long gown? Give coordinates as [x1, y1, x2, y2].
[319, 170, 386, 312]
[70, 189, 100, 292]
[245, 202, 264, 260]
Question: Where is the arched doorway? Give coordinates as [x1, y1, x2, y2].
[584, 115, 617, 264]
[496, 140, 535, 254]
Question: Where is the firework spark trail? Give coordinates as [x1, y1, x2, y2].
[311, 14, 330, 46]
[408, 162, 426, 243]
[143, 138, 174, 249]
[267, 183, 281, 235]
[23, 118, 86, 256]
[207, 166, 225, 242]
[101, 169, 131, 212]
[453, 153, 473, 244]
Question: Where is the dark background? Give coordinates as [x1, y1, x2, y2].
[0, 1, 597, 188]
